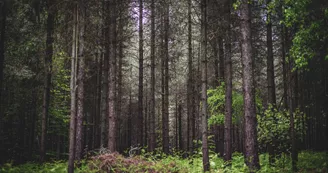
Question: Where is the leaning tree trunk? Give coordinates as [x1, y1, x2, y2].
[40, 0, 55, 163]
[240, 0, 260, 171]
[200, 0, 210, 172]
[68, 4, 78, 173]
[75, 2, 85, 162]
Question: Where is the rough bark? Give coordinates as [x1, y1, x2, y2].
[101, 0, 109, 148]
[40, 0, 55, 163]
[266, 0, 277, 163]
[289, 65, 298, 172]
[68, 4, 78, 173]
[108, 0, 117, 152]
[281, 23, 288, 110]
[138, 0, 144, 147]
[95, 35, 102, 149]
[162, 0, 170, 154]
[75, 3, 85, 162]
[201, 0, 210, 171]
[224, 0, 232, 163]
[187, 0, 195, 153]
[266, 0, 276, 106]
[117, 8, 123, 151]
[178, 103, 183, 150]
[149, 0, 156, 152]
[240, 0, 260, 171]
[0, 1, 7, 161]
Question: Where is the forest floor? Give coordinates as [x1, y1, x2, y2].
[0, 151, 327, 173]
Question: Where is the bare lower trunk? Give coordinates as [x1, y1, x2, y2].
[68, 4, 78, 173]
[187, 0, 194, 154]
[201, 0, 209, 171]
[40, 0, 54, 163]
[289, 66, 298, 172]
[0, 0, 7, 154]
[117, 11, 123, 152]
[138, 0, 144, 148]
[149, 0, 156, 152]
[108, 0, 117, 152]
[240, 0, 260, 171]
[266, 0, 277, 163]
[224, 0, 232, 163]
[75, 4, 85, 162]
[162, 0, 170, 154]
[101, 0, 109, 148]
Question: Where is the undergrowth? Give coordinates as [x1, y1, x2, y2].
[0, 151, 327, 173]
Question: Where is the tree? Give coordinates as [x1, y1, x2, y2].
[138, 0, 144, 148]
[0, 0, 7, 163]
[187, 0, 195, 154]
[108, 0, 117, 152]
[101, 0, 109, 148]
[266, 0, 277, 163]
[201, 0, 210, 171]
[68, 3, 78, 173]
[75, 0, 85, 162]
[266, 0, 276, 107]
[148, 0, 156, 152]
[162, 0, 170, 154]
[40, 0, 55, 163]
[224, 0, 232, 163]
[240, 0, 260, 171]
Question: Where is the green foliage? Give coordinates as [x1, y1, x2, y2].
[257, 105, 307, 152]
[207, 83, 243, 127]
[48, 51, 70, 137]
[0, 160, 96, 173]
[1, 151, 327, 173]
[207, 84, 262, 127]
[282, 0, 328, 69]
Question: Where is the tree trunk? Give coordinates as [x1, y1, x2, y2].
[178, 103, 183, 151]
[162, 0, 170, 154]
[187, 0, 195, 154]
[266, 0, 277, 163]
[280, 3, 288, 110]
[68, 4, 78, 173]
[289, 65, 298, 172]
[224, 0, 232, 163]
[40, 0, 55, 163]
[101, 0, 109, 148]
[201, 0, 210, 171]
[175, 94, 178, 149]
[240, 0, 260, 171]
[138, 0, 144, 148]
[75, 3, 85, 162]
[266, 0, 276, 107]
[0, 1, 7, 161]
[117, 9, 123, 152]
[149, 0, 156, 152]
[95, 37, 102, 149]
[108, 0, 117, 152]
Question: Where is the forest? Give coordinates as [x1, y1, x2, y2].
[0, 0, 327, 172]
